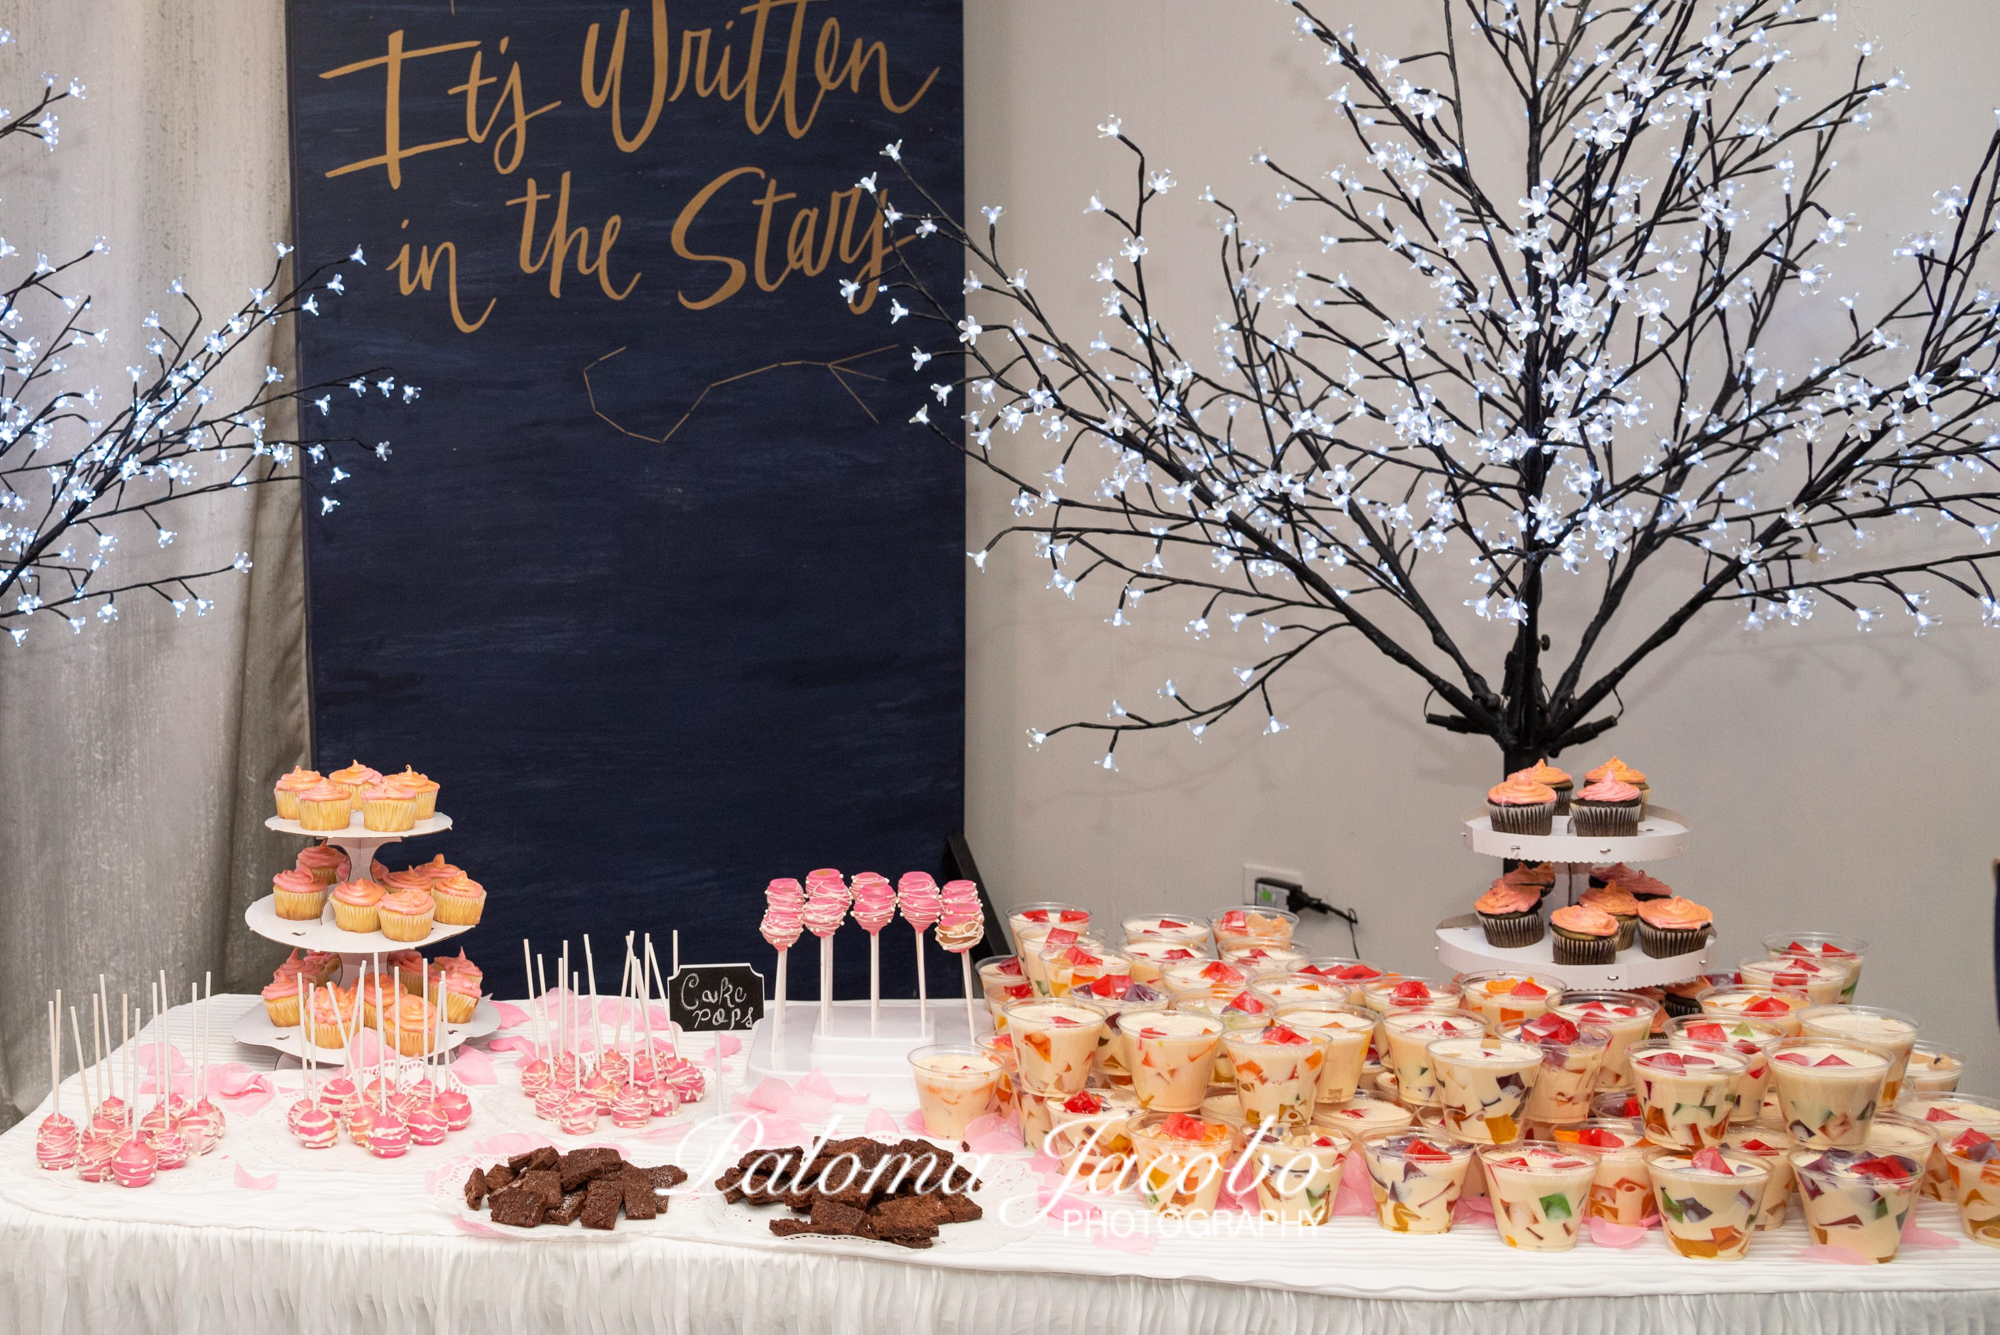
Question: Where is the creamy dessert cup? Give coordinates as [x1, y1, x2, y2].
[1737, 955, 1854, 1009]
[1382, 1013, 1487, 1109]
[1645, 1148, 1771, 1260]
[1045, 1085, 1141, 1184]
[1429, 1035, 1543, 1144]
[1762, 932, 1867, 1002]
[1018, 1088, 1056, 1151]
[1121, 914, 1209, 948]
[1207, 907, 1299, 954]
[1454, 971, 1564, 1032]
[1007, 902, 1091, 950]
[1250, 1131, 1348, 1224]
[1697, 985, 1812, 1037]
[1221, 944, 1310, 975]
[1865, 1111, 1939, 1160]
[1016, 927, 1103, 996]
[1314, 1095, 1415, 1140]
[1252, 971, 1353, 1008]
[1768, 1037, 1891, 1149]
[1168, 986, 1278, 1083]
[1039, 943, 1134, 999]
[1790, 1147, 1924, 1262]
[1223, 1024, 1330, 1131]
[1088, 983, 1168, 1086]
[908, 1045, 1002, 1140]
[1504, 1017, 1610, 1126]
[1895, 1092, 2000, 1200]
[1480, 1143, 1599, 1250]
[1362, 977, 1465, 1049]
[1160, 958, 1251, 999]
[1551, 990, 1660, 1092]
[1361, 1131, 1475, 1234]
[1276, 1003, 1376, 1104]
[1124, 1009, 1227, 1112]
[1799, 1005, 1919, 1102]
[1129, 1112, 1242, 1216]
[979, 1033, 1019, 1123]
[1298, 958, 1390, 1005]
[1942, 1133, 2000, 1247]
[1003, 999, 1108, 1096]
[978, 956, 1035, 1032]
[1669, 1015, 1786, 1124]
[1122, 940, 1210, 986]
[1543, 1118, 1654, 1225]
[1721, 1124, 1797, 1229]
[1199, 1089, 1249, 1133]
[1629, 1040, 1746, 1148]
[1903, 1042, 1965, 1095]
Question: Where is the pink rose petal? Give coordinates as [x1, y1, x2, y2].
[1587, 1217, 1653, 1248]
[1026, 1150, 1064, 1176]
[473, 1132, 552, 1158]
[1795, 1244, 1876, 1265]
[449, 1048, 497, 1085]
[904, 1108, 933, 1136]
[487, 1035, 537, 1057]
[865, 1108, 900, 1138]
[1093, 1229, 1160, 1255]
[453, 1216, 513, 1238]
[232, 1164, 277, 1191]
[490, 1001, 529, 1028]
[1452, 1197, 1495, 1224]
[739, 1077, 796, 1116]
[1329, 1150, 1376, 1217]
[715, 1035, 742, 1058]
[1901, 1223, 1960, 1250]
[347, 1030, 385, 1067]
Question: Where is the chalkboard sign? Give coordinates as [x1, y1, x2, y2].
[668, 962, 766, 1032]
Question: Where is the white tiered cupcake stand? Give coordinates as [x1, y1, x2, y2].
[1434, 804, 1711, 988]
[232, 811, 500, 1060]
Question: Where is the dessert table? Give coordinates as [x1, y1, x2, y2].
[1, 997, 1995, 1335]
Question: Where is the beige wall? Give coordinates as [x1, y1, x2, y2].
[963, 0, 2000, 1076]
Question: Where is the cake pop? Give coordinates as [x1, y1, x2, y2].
[850, 873, 899, 1032]
[937, 880, 987, 1036]
[899, 873, 942, 1018]
[761, 878, 805, 1040]
[803, 871, 851, 1030]
[35, 998, 78, 1171]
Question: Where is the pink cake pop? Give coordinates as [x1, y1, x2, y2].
[610, 1083, 652, 1129]
[36, 998, 78, 1171]
[367, 1112, 411, 1159]
[848, 873, 898, 1032]
[760, 878, 805, 1040]
[111, 1137, 157, 1188]
[802, 872, 851, 1031]
[937, 880, 987, 1036]
[899, 873, 941, 1018]
[296, 1105, 338, 1149]
[76, 1129, 120, 1182]
[182, 977, 226, 1155]
[559, 1090, 601, 1135]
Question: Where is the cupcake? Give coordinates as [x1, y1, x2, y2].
[1510, 759, 1574, 815]
[294, 781, 353, 832]
[1636, 896, 1713, 959]
[296, 843, 347, 886]
[390, 994, 438, 1057]
[327, 760, 383, 804]
[1616, 870, 1674, 902]
[309, 986, 356, 1049]
[1549, 904, 1620, 965]
[361, 779, 420, 833]
[1589, 862, 1635, 890]
[330, 878, 385, 933]
[302, 951, 343, 985]
[1474, 882, 1546, 948]
[1500, 863, 1557, 906]
[413, 854, 466, 884]
[384, 949, 426, 993]
[433, 949, 482, 989]
[440, 967, 481, 1024]
[381, 869, 432, 898]
[431, 873, 486, 926]
[260, 975, 303, 1027]
[1584, 757, 1649, 817]
[1486, 775, 1557, 835]
[1577, 883, 1641, 949]
[272, 767, 321, 821]
[393, 768, 441, 821]
[358, 974, 398, 1028]
[377, 888, 436, 943]
[1570, 779, 1642, 837]
[271, 868, 329, 922]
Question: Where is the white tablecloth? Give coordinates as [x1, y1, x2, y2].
[2, 996, 1996, 1335]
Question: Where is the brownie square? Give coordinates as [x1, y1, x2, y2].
[464, 1168, 489, 1210]
[939, 1191, 983, 1223]
[807, 1198, 871, 1236]
[484, 1162, 516, 1192]
[488, 1187, 545, 1229]
[874, 1195, 949, 1230]
[621, 1169, 658, 1221]
[581, 1178, 623, 1231]
[551, 1189, 588, 1226]
[506, 1152, 535, 1173]
[559, 1148, 624, 1193]
[520, 1170, 563, 1211]
[646, 1164, 688, 1191]
[527, 1147, 560, 1172]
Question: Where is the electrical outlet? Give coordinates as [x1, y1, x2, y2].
[1242, 862, 1305, 910]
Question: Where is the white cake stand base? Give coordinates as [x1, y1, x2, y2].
[745, 999, 979, 1100]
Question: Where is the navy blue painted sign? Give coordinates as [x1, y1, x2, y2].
[286, 0, 963, 999]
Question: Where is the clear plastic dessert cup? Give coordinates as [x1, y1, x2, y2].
[1799, 1005, 1919, 1102]
[1865, 1111, 1939, 1160]
[1044, 1085, 1141, 1186]
[978, 1032, 1019, 1125]
[1767, 1037, 1891, 1149]
[1206, 906, 1298, 954]
[1275, 1002, 1376, 1104]
[1903, 1042, 1965, 1095]
[1629, 1039, 1746, 1148]
[1220, 944, 1309, 977]
[1087, 981, 1168, 1086]
[1039, 943, 1134, 1000]
[1791, 1147, 1924, 1262]
[1428, 1035, 1543, 1144]
[1696, 985, 1812, 1037]
[1720, 1124, 1796, 1230]
[1896, 1091, 2000, 1200]
[1762, 932, 1867, 1002]
[1160, 958, 1251, 999]
[978, 957, 1035, 1033]
[1129, 1112, 1242, 1216]
[1361, 977, 1465, 1048]
[1737, 955, 1855, 1009]
[1001, 999, 1107, 1096]
[1122, 1007, 1226, 1113]
[1015, 927, 1103, 997]
[1669, 1014, 1786, 1124]
[1503, 1017, 1611, 1126]
[908, 1045, 1002, 1141]
[1541, 1118, 1654, 1224]
[1297, 958, 1390, 1005]
[1007, 901, 1091, 949]
[1121, 940, 1211, 986]
[1248, 1130, 1347, 1224]
[1168, 985, 1279, 1084]
[1645, 1147, 1771, 1260]
[1453, 970, 1565, 1032]
[1381, 1013, 1487, 1109]
[1480, 1143, 1599, 1250]
[1550, 990, 1660, 1092]
[1942, 1135, 2000, 1247]
[1121, 913, 1209, 948]
[1222, 1024, 1329, 1132]
[1252, 970, 1353, 1008]
[1360, 1131, 1475, 1234]
[1313, 1095, 1414, 1141]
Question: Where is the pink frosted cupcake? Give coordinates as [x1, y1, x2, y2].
[1509, 759, 1574, 815]
[377, 888, 436, 943]
[295, 781, 353, 832]
[384, 949, 425, 993]
[1637, 897, 1713, 959]
[1570, 779, 1642, 838]
[392, 768, 441, 821]
[261, 976, 303, 1027]
[440, 967, 481, 1024]
[1578, 883, 1642, 949]
[272, 767, 321, 821]
[271, 868, 328, 921]
[1486, 775, 1557, 835]
[327, 760, 383, 804]
[330, 878, 384, 933]
[296, 843, 347, 886]
[430, 874, 485, 926]
[1474, 882, 1545, 948]
[362, 779, 421, 833]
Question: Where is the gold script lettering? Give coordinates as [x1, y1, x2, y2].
[507, 173, 641, 301]
[320, 31, 481, 188]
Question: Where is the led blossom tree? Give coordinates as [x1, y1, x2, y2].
[0, 48, 403, 643]
[874, 0, 2000, 774]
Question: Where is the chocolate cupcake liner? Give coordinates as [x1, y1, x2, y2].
[1638, 920, 1712, 960]
[1570, 800, 1641, 838]
[1551, 929, 1616, 965]
[1487, 799, 1556, 836]
[1612, 915, 1638, 951]
[1660, 992, 1704, 1019]
[1479, 910, 1546, 949]
[1551, 783, 1573, 817]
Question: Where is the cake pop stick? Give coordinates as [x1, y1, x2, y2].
[937, 880, 986, 1038]
[584, 935, 601, 1072]
[898, 873, 941, 1020]
[759, 879, 805, 1045]
[636, 943, 657, 1072]
[802, 871, 850, 1032]
[536, 953, 550, 1066]
[848, 874, 898, 1033]
[643, 935, 672, 1055]
[71, 1005, 91, 1117]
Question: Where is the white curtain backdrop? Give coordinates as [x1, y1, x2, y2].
[0, 0, 304, 1128]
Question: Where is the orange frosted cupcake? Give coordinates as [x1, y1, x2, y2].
[1509, 759, 1573, 815]
[330, 878, 385, 933]
[1486, 775, 1557, 836]
[310, 985, 357, 1049]
[271, 868, 329, 921]
[272, 766, 321, 821]
[1584, 757, 1649, 816]
[382, 869, 432, 898]
[390, 993, 438, 1057]
[413, 853, 465, 884]
[358, 972, 398, 1028]
[296, 843, 347, 886]
[434, 949, 482, 989]
[327, 760, 382, 804]
[440, 967, 481, 1024]
[384, 948, 425, 993]
[431, 873, 486, 926]
[1571, 779, 1642, 838]
[1637, 896, 1713, 959]
[1550, 904, 1620, 965]
[1578, 883, 1642, 949]
[1474, 882, 1545, 948]
[394, 768, 441, 821]
[361, 778, 420, 833]
[377, 887, 436, 943]
[295, 781, 353, 832]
